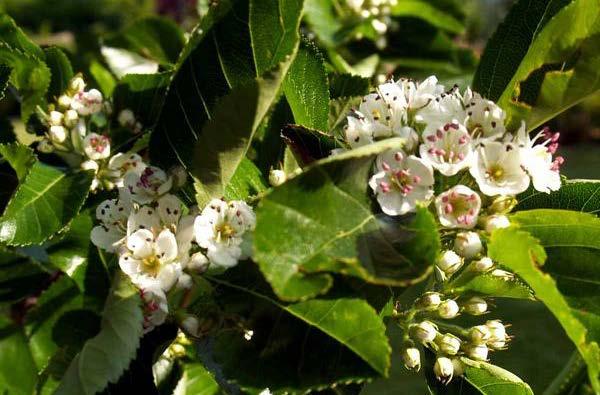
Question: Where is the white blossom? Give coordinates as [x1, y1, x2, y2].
[469, 325, 491, 344]
[415, 88, 464, 132]
[107, 153, 146, 187]
[410, 321, 437, 344]
[419, 122, 473, 176]
[138, 277, 169, 333]
[269, 169, 286, 186]
[369, 150, 434, 216]
[463, 297, 488, 315]
[71, 88, 103, 115]
[83, 133, 111, 160]
[473, 256, 494, 272]
[194, 199, 256, 269]
[118, 109, 136, 127]
[437, 250, 463, 275]
[438, 334, 461, 355]
[438, 299, 460, 319]
[124, 166, 173, 204]
[49, 125, 67, 143]
[402, 347, 421, 371]
[435, 185, 481, 229]
[400, 76, 445, 112]
[463, 88, 505, 141]
[454, 231, 482, 259]
[470, 142, 530, 196]
[91, 197, 132, 252]
[466, 344, 488, 361]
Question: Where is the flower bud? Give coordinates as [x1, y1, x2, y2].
[451, 358, 464, 376]
[454, 231, 482, 259]
[170, 166, 187, 188]
[466, 344, 488, 361]
[486, 320, 507, 342]
[488, 339, 506, 350]
[176, 273, 193, 289]
[188, 252, 210, 273]
[269, 169, 286, 187]
[483, 214, 510, 233]
[489, 195, 518, 214]
[118, 109, 135, 127]
[463, 297, 488, 315]
[69, 76, 86, 93]
[37, 139, 54, 153]
[81, 159, 99, 173]
[437, 250, 463, 275]
[48, 111, 64, 126]
[469, 325, 491, 344]
[64, 109, 79, 127]
[438, 334, 461, 355]
[49, 125, 67, 143]
[169, 343, 186, 358]
[410, 321, 437, 344]
[438, 300, 459, 319]
[416, 292, 442, 309]
[181, 315, 200, 337]
[57, 94, 72, 109]
[402, 347, 421, 371]
[473, 256, 494, 272]
[490, 269, 514, 280]
[434, 357, 454, 384]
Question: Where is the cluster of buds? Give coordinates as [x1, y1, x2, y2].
[346, 0, 398, 47]
[37, 75, 146, 191]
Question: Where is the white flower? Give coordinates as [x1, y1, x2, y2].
[369, 150, 434, 216]
[71, 88, 103, 115]
[187, 252, 210, 273]
[486, 320, 508, 349]
[453, 231, 482, 259]
[415, 88, 464, 132]
[107, 153, 146, 187]
[83, 133, 110, 160]
[514, 124, 562, 193]
[194, 199, 256, 269]
[438, 299, 459, 319]
[124, 166, 173, 204]
[463, 297, 488, 315]
[58, 94, 72, 109]
[466, 344, 488, 361]
[269, 169, 286, 186]
[402, 347, 421, 371]
[91, 197, 132, 252]
[463, 88, 505, 141]
[469, 325, 491, 344]
[438, 334, 461, 355]
[49, 125, 67, 143]
[258, 389, 272, 395]
[410, 321, 437, 344]
[120, 228, 183, 291]
[483, 214, 510, 233]
[138, 277, 169, 332]
[118, 109, 136, 127]
[437, 250, 463, 275]
[470, 142, 530, 196]
[473, 256, 494, 272]
[434, 356, 454, 384]
[490, 268, 514, 280]
[436, 185, 481, 229]
[419, 122, 473, 176]
[181, 315, 200, 337]
[345, 115, 375, 148]
[400, 76, 445, 111]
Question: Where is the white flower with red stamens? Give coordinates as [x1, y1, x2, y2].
[83, 133, 111, 160]
[345, 114, 375, 148]
[107, 153, 147, 186]
[436, 185, 481, 229]
[415, 87, 464, 132]
[463, 88, 505, 141]
[419, 122, 473, 176]
[513, 124, 562, 193]
[91, 197, 132, 252]
[124, 166, 173, 204]
[71, 88, 103, 115]
[194, 199, 256, 269]
[138, 277, 169, 333]
[369, 150, 434, 216]
[470, 141, 530, 196]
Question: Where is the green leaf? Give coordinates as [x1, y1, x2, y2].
[488, 224, 600, 392]
[0, 14, 44, 59]
[55, 273, 144, 395]
[283, 41, 329, 131]
[0, 64, 10, 100]
[0, 142, 36, 181]
[89, 60, 116, 98]
[445, 269, 534, 300]
[112, 72, 171, 128]
[250, 0, 304, 75]
[303, 0, 344, 47]
[173, 363, 222, 395]
[460, 359, 533, 394]
[281, 124, 341, 166]
[43, 47, 73, 100]
[254, 139, 438, 301]
[222, 157, 268, 202]
[472, 0, 569, 100]
[103, 16, 185, 65]
[0, 315, 37, 395]
[516, 179, 600, 213]
[0, 162, 93, 246]
[0, 247, 47, 304]
[328, 73, 370, 99]
[391, 1, 464, 34]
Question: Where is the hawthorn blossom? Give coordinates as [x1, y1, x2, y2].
[71, 88, 103, 115]
[399, 76, 445, 112]
[91, 197, 132, 252]
[470, 142, 530, 196]
[138, 277, 169, 332]
[435, 185, 481, 229]
[415, 87, 464, 132]
[83, 133, 111, 160]
[419, 122, 473, 176]
[124, 166, 173, 204]
[463, 88, 505, 141]
[194, 199, 256, 269]
[106, 153, 146, 187]
[369, 150, 434, 216]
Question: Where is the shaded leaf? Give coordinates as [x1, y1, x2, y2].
[0, 142, 35, 181]
[173, 363, 222, 395]
[391, 1, 464, 34]
[44, 47, 73, 100]
[0, 316, 37, 395]
[0, 247, 47, 304]
[112, 72, 171, 128]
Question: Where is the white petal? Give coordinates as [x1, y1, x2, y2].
[156, 229, 178, 262]
[91, 226, 122, 252]
[127, 206, 160, 235]
[157, 194, 183, 226]
[119, 255, 141, 277]
[157, 263, 181, 291]
[208, 245, 241, 269]
[127, 229, 155, 258]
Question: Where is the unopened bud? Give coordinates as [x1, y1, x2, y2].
[416, 292, 442, 309]
[49, 125, 67, 143]
[438, 334, 461, 355]
[483, 214, 510, 233]
[170, 166, 187, 188]
[463, 297, 488, 315]
[57, 94, 72, 109]
[410, 321, 437, 344]
[48, 111, 64, 126]
[81, 159, 99, 173]
[118, 109, 135, 127]
[489, 195, 518, 214]
[466, 344, 488, 361]
[181, 315, 200, 337]
[454, 231, 482, 259]
[269, 169, 286, 187]
[37, 139, 54, 153]
[402, 347, 421, 371]
[69, 76, 86, 93]
[64, 109, 79, 127]
[486, 320, 507, 342]
[473, 257, 494, 272]
[188, 252, 210, 273]
[434, 357, 454, 384]
[437, 250, 463, 275]
[469, 325, 491, 344]
[176, 273, 192, 289]
[451, 358, 464, 376]
[490, 269, 514, 280]
[438, 300, 459, 319]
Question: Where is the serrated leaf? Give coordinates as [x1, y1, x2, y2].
[173, 363, 222, 395]
[391, 1, 464, 34]
[283, 41, 329, 131]
[254, 139, 438, 301]
[0, 162, 93, 246]
[43, 47, 73, 100]
[303, 0, 344, 47]
[457, 359, 533, 394]
[488, 225, 600, 392]
[112, 72, 171, 128]
[445, 269, 533, 300]
[0, 142, 35, 181]
[222, 157, 267, 202]
[0, 14, 44, 59]
[55, 273, 144, 395]
[328, 73, 370, 99]
[516, 179, 600, 213]
[0, 64, 10, 100]
[281, 124, 341, 166]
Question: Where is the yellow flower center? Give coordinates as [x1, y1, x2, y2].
[142, 255, 161, 276]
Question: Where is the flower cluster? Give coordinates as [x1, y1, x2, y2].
[37, 75, 146, 191]
[342, 76, 564, 384]
[91, 156, 256, 332]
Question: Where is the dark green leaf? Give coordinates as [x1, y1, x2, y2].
[173, 363, 222, 395]
[281, 124, 341, 166]
[89, 60, 116, 97]
[0, 14, 44, 59]
[0, 247, 47, 304]
[0, 162, 93, 246]
[0, 65, 10, 100]
[223, 157, 267, 201]
[0, 316, 37, 395]
[112, 72, 171, 128]
[328, 73, 370, 99]
[0, 142, 35, 181]
[44, 47, 73, 100]
[516, 179, 600, 214]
